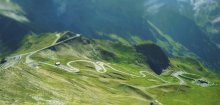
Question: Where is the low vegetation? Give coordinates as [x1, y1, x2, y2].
[0, 32, 220, 105]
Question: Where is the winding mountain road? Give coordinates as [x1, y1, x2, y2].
[1, 32, 205, 105]
[172, 71, 186, 85]
[2, 32, 188, 86]
[2, 33, 81, 70]
[67, 60, 169, 84]
[25, 34, 80, 64]
[39, 62, 79, 73]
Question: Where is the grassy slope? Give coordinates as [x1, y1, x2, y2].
[12, 32, 57, 55]
[159, 57, 220, 105]
[0, 33, 220, 105]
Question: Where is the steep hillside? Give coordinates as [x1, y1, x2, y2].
[0, 1, 220, 104]
[0, 32, 219, 105]
[146, 4, 220, 72]
[9, 0, 220, 72]
[0, 15, 29, 57]
[13, 0, 154, 39]
[0, 0, 30, 57]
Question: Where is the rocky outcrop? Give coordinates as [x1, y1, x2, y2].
[135, 43, 170, 75]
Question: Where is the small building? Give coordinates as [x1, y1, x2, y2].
[55, 62, 61, 66]
[76, 34, 81, 37]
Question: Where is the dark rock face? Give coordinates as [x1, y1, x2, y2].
[135, 44, 170, 75]
[99, 49, 115, 61]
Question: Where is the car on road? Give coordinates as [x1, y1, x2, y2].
[76, 34, 81, 37]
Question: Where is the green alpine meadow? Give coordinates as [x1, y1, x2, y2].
[0, 0, 220, 105]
